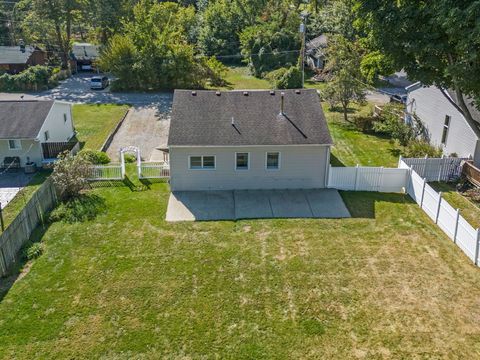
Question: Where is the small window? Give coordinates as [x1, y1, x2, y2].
[44, 130, 50, 141]
[441, 115, 451, 145]
[189, 155, 215, 170]
[8, 139, 21, 150]
[236, 152, 249, 170]
[266, 152, 280, 170]
[63, 114, 67, 123]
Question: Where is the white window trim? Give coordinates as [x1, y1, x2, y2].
[188, 155, 216, 170]
[235, 152, 250, 171]
[441, 115, 451, 145]
[8, 139, 22, 150]
[265, 151, 281, 171]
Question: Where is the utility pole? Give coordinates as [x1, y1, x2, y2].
[299, 12, 309, 89]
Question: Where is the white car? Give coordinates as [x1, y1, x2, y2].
[90, 76, 109, 90]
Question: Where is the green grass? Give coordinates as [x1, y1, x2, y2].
[430, 182, 480, 229]
[210, 66, 271, 90]
[1, 171, 50, 230]
[324, 103, 404, 167]
[72, 104, 129, 150]
[1, 183, 480, 358]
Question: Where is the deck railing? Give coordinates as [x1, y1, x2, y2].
[463, 161, 480, 187]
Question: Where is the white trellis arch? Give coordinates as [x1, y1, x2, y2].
[119, 146, 141, 178]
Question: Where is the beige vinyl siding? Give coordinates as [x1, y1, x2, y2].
[170, 145, 330, 191]
[0, 139, 43, 166]
[407, 86, 480, 163]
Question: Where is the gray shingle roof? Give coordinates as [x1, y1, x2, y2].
[0, 101, 54, 139]
[168, 89, 333, 146]
[0, 46, 36, 65]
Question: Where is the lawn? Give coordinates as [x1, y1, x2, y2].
[72, 104, 129, 150]
[324, 103, 404, 167]
[1, 182, 480, 358]
[1, 171, 50, 231]
[430, 182, 480, 229]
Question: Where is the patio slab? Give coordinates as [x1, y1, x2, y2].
[166, 189, 351, 221]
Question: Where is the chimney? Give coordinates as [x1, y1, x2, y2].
[19, 39, 25, 53]
[231, 117, 235, 126]
[280, 92, 285, 115]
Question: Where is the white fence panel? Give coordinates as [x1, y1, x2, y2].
[138, 162, 170, 179]
[328, 167, 357, 190]
[408, 170, 424, 205]
[87, 164, 123, 181]
[456, 216, 477, 262]
[421, 184, 440, 222]
[400, 157, 465, 182]
[356, 167, 382, 191]
[379, 168, 409, 193]
[437, 200, 457, 240]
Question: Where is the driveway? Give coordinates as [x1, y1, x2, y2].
[166, 189, 351, 221]
[0, 172, 33, 209]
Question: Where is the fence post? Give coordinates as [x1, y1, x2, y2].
[354, 164, 359, 191]
[398, 155, 403, 168]
[453, 209, 460, 244]
[423, 154, 428, 178]
[435, 192, 442, 224]
[475, 229, 480, 266]
[420, 178, 427, 208]
[378, 166, 384, 192]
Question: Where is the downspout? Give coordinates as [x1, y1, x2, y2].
[324, 146, 331, 188]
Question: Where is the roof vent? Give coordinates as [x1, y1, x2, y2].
[270, 90, 275, 95]
[191, 91, 197, 96]
[243, 91, 249, 96]
[215, 91, 221, 96]
[295, 89, 301, 94]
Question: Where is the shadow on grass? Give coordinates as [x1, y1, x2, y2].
[340, 191, 414, 218]
[330, 154, 345, 167]
[49, 194, 106, 223]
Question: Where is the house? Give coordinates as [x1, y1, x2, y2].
[406, 83, 480, 166]
[306, 34, 328, 70]
[167, 89, 333, 191]
[0, 100, 77, 167]
[0, 45, 47, 74]
[71, 42, 100, 71]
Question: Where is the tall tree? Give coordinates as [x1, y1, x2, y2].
[356, 0, 480, 122]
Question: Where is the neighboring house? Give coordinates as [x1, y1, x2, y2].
[0, 101, 77, 167]
[0, 45, 47, 74]
[406, 83, 480, 166]
[71, 42, 100, 71]
[168, 89, 333, 191]
[306, 34, 328, 70]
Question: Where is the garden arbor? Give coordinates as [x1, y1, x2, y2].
[119, 146, 141, 178]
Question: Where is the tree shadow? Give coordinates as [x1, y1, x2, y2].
[330, 154, 345, 167]
[49, 194, 107, 223]
[340, 191, 414, 219]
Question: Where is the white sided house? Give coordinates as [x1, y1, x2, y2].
[168, 89, 333, 191]
[406, 83, 480, 166]
[0, 100, 77, 167]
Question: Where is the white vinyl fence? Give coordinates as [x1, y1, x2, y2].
[138, 162, 170, 179]
[87, 164, 123, 181]
[399, 156, 465, 182]
[327, 165, 408, 193]
[405, 164, 480, 264]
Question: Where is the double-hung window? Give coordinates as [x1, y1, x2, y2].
[266, 152, 280, 170]
[8, 139, 21, 150]
[441, 115, 451, 145]
[189, 155, 215, 170]
[235, 152, 249, 170]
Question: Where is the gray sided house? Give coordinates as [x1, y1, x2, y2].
[168, 89, 333, 191]
[0, 101, 77, 167]
[406, 83, 480, 166]
[306, 34, 328, 70]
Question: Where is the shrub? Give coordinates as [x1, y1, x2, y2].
[123, 154, 136, 163]
[0, 65, 52, 92]
[52, 151, 92, 199]
[373, 103, 413, 146]
[79, 149, 111, 164]
[22, 242, 45, 261]
[464, 188, 480, 203]
[352, 115, 375, 132]
[403, 140, 443, 158]
[266, 66, 302, 89]
[49, 194, 106, 223]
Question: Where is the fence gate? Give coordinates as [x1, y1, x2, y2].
[119, 146, 141, 178]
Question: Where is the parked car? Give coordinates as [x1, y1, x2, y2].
[389, 93, 408, 104]
[90, 76, 109, 90]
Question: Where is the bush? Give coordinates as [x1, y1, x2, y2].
[51, 151, 92, 199]
[79, 149, 111, 164]
[352, 115, 375, 132]
[0, 65, 53, 92]
[22, 242, 45, 261]
[373, 103, 413, 146]
[123, 154, 136, 163]
[49, 194, 106, 223]
[266, 66, 302, 89]
[403, 140, 443, 158]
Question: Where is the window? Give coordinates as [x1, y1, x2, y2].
[8, 139, 21, 150]
[189, 155, 215, 170]
[63, 114, 67, 123]
[44, 131, 50, 141]
[236, 152, 249, 170]
[266, 152, 280, 170]
[441, 115, 451, 145]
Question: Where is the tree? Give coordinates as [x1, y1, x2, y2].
[323, 35, 366, 122]
[266, 66, 302, 89]
[356, 0, 480, 126]
[52, 151, 92, 199]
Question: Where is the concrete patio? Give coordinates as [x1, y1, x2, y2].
[0, 172, 33, 209]
[166, 189, 351, 221]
